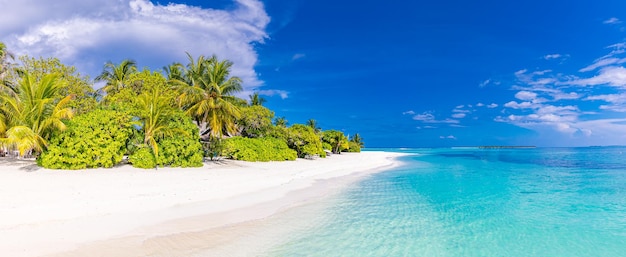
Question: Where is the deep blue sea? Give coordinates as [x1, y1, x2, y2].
[264, 147, 626, 256]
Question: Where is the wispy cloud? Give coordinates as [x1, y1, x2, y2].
[543, 54, 562, 60]
[439, 135, 456, 140]
[402, 110, 416, 115]
[412, 112, 459, 124]
[604, 17, 621, 24]
[258, 89, 289, 99]
[292, 53, 306, 61]
[487, 103, 498, 108]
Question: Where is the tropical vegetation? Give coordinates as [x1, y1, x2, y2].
[0, 41, 364, 168]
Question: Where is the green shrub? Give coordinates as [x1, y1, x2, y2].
[286, 124, 326, 158]
[321, 130, 349, 154]
[346, 141, 361, 152]
[222, 137, 297, 161]
[38, 109, 134, 169]
[129, 147, 156, 169]
[155, 112, 204, 167]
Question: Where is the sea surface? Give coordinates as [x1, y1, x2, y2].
[262, 147, 626, 257]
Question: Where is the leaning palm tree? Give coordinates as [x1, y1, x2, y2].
[249, 92, 266, 106]
[0, 72, 73, 156]
[95, 59, 137, 95]
[177, 54, 243, 139]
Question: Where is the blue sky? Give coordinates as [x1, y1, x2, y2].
[2, 0, 626, 147]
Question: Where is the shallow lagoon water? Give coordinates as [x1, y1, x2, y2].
[264, 148, 626, 256]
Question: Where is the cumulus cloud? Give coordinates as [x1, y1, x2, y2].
[0, 0, 271, 91]
[487, 103, 498, 108]
[514, 91, 538, 101]
[451, 113, 466, 119]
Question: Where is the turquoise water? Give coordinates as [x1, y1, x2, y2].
[265, 147, 626, 256]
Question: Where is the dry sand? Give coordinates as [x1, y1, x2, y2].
[0, 151, 405, 257]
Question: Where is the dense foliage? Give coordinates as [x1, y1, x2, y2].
[38, 109, 134, 169]
[0, 41, 364, 168]
[129, 147, 156, 169]
[152, 112, 203, 167]
[286, 124, 326, 158]
[237, 105, 274, 138]
[222, 136, 297, 161]
[322, 130, 349, 154]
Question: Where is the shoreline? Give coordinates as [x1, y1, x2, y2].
[0, 151, 406, 257]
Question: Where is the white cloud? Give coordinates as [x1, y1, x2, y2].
[476, 103, 484, 107]
[292, 53, 306, 61]
[258, 89, 289, 99]
[585, 93, 626, 112]
[543, 54, 562, 60]
[578, 57, 625, 72]
[487, 103, 498, 108]
[412, 112, 459, 124]
[439, 135, 456, 140]
[451, 113, 466, 119]
[0, 0, 271, 91]
[514, 91, 538, 101]
[504, 101, 535, 109]
[402, 110, 416, 115]
[479, 79, 490, 88]
[532, 70, 552, 75]
[568, 66, 626, 87]
[604, 17, 621, 24]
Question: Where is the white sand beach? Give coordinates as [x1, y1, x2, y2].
[0, 151, 404, 257]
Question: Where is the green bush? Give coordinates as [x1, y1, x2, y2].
[154, 112, 204, 167]
[38, 109, 134, 169]
[346, 141, 361, 152]
[321, 130, 349, 154]
[286, 124, 326, 158]
[129, 147, 156, 169]
[222, 137, 297, 161]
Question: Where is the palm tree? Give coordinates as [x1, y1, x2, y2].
[274, 117, 288, 127]
[0, 72, 73, 156]
[136, 87, 177, 165]
[306, 119, 321, 133]
[249, 92, 266, 106]
[350, 133, 364, 147]
[95, 59, 137, 95]
[176, 54, 243, 139]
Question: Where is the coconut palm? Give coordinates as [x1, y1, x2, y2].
[0, 72, 73, 156]
[274, 116, 288, 127]
[249, 92, 266, 106]
[350, 133, 364, 147]
[177, 54, 243, 139]
[136, 86, 177, 164]
[306, 119, 321, 133]
[95, 59, 137, 95]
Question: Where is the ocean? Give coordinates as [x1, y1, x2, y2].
[262, 147, 626, 256]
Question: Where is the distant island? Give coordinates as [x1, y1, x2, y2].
[478, 146, 536, 149]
